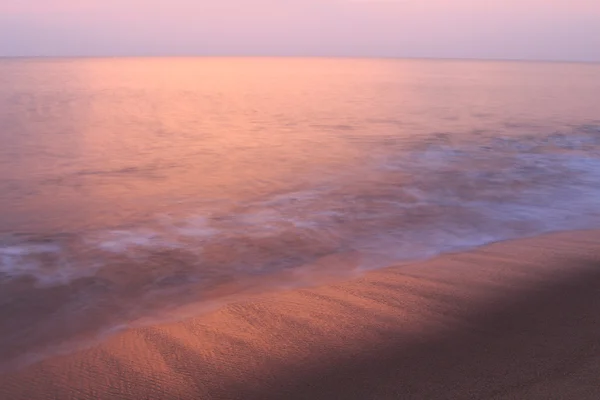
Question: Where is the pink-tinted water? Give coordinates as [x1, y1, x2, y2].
[1, 58, 600, 369]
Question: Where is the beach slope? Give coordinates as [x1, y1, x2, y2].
[2, 230, 600, 399]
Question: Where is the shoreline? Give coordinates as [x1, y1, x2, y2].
[2, 230, 600, 399]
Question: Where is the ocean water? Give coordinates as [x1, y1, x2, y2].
[1, 57, 600, 369]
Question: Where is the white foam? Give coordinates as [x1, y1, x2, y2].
[0, 242, 103, 286]
[0, 243, 60, 256]
[0, 243, 61, 279]
[93, 229, 178, 253]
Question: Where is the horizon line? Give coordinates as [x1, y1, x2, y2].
[0, 55, 599, 65]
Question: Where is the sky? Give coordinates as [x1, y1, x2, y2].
[1, 0, 599, 61]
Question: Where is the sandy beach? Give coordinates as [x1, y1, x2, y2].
[1, 230, 600, 399]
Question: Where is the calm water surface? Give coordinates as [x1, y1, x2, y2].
[1, 58, 600, 369]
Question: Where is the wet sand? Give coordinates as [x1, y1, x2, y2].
[1, 230, 600, 399]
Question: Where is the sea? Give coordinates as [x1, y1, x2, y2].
[1, 57, 600, 370]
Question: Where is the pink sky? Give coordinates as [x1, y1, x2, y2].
[1, 0, 599, 60]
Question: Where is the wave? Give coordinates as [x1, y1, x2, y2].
[1, 124, 600, 369]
